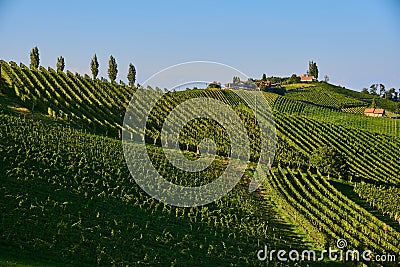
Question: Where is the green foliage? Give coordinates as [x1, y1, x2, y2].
[283, 74, 300, 84]
[255, 75, 300, 85]
[0, 59, 135, 136]
[266, 76, 283, 84]
[354, 182, 400, 223]
[56, 56, 65, 73]
[90, 54, 99, 79]
[108, 55, 118, 82]
[206, 81, 221, 89]
[379, 83, 385, 97]
[370, 84, 377, 95]
[386, 87, 396, 100]
[264, 167, 400, 254]
[361, 87, 369, 94]
[308, 61, 318, 80]
[1, 113, 306, 266]
[1, 61, 400, 264]
[309, 145, 349, 180]
[29, 46, 40, 70]
[284, 82, 367, 110]
[371, 97, 376, 108]
[261, 73, 267, 81]
[374, 97, 399, 112]
[274, 136, 307, 168]
[232, 76, 240, 83]
[127, 63, 136, 87]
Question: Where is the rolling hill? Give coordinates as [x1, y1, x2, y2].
[1, 60, 399, 266]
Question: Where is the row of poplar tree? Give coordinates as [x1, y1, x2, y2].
[29, 46, 136, 87]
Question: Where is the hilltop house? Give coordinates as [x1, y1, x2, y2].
[364, 108, 385, 117]
[224, 81, 258, 90]
[300, 74, 314, 82]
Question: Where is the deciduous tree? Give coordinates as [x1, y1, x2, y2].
[56, 56, 65, 73]
[393, 91, 398, 102]
[379, 83, 385, 98]
[369, 84, 377, 95]
[309, 145, 349, 180]
[386, 88, 395, 100]
[207, 81, 221, 89]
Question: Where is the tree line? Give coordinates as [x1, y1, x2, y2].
[29, 46, 136, 86]
[362, 83, 400, 102]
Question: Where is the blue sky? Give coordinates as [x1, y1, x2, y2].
[0, 0, 399, 91]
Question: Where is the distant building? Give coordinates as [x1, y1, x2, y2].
[257, 80, 271, 87]
[300, 74, 314, 82]
[364, 108, 385, 117]
[224, 81, 258, 90]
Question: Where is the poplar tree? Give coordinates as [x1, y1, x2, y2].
[127, 63, 136, 87]
[90, 54, 99, 79]
[308, 61, 318, 80]
[30, 46, 40, 70]
[108, 55, 118, 82]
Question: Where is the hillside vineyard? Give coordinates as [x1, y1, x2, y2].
[1, 60, 399, 266]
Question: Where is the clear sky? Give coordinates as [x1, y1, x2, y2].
[0, 0, 399, 91]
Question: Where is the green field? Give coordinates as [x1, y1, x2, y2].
[1, 61, 400, 266]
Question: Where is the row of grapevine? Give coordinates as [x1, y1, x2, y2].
[341, 106, 365, 114]
[263, 166, 400, 256]
[275, 113, 400, 183]
[0, 112, 310, 265]
[2, 61, 398, 138]
[272, 94, 400, 137]
[119, 87, 399, 184]
[354, 182, 400, 224]
[1, 60, 135, 136]
[284, 83, 367, 109]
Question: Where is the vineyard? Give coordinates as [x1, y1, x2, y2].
[354, 183, 400, 224]
[1, 60, 400, 266]
[284, 83, 368, 110]
[263, 167, 400, 254]
[0, 112, 314, 266]
[0, 60, 134, 137]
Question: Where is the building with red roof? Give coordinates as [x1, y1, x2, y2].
[300, 74, 314, 82]
[364, 108, 385, 117]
